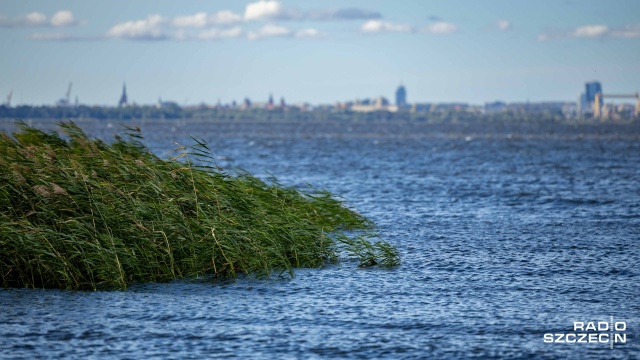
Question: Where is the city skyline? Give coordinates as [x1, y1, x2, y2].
[1, 0, 639, 106]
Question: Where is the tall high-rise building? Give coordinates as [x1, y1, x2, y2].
[119, 83, 128, 107]
[395, 84, 407, 108]
[585, 81, 602, 106]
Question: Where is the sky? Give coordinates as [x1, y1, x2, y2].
[1, 0, 639, 106]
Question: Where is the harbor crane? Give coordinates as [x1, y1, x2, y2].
[594, 92, 640, 118]
[56, 82, 73, 106]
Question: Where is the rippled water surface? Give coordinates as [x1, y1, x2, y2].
[1, 120, 639, 359]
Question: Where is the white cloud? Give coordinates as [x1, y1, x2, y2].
[98, 2, 383, 41]
[237, 2, 383, 23]
[106, 15, 166, 40]
[247, 23, 291, 40]
[360, 20, 457, 35]
[246, 24, 322, 40]
[244, 1, 302, 21]
[197, 26, 243, 40]
[172, 10, 242, 28]
[246, 1, 281, 21]
[310, 8, 381, 21]
[221, 26, 244, 38]
[422, 21, 458, 34]
[25, 12, 48, 26]
[211, 10, 243, 25]
[51, 10, 78, 27]
[572, 25, 608, 38]
[173, 12, 208, 28]
[106, 12, 320, 42]
[294, 28, 322, 38]
[496, 20, 511, 31]
[361, 20, 412, 33]
[538, 23, 640, 41]
[0, 11, 81, 28]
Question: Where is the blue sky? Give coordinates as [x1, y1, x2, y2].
[1, 0, 639, 106]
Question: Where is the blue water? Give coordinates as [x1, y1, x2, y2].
[1, 120, 639, 359]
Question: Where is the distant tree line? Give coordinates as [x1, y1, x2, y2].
[0, 104, 606, 124]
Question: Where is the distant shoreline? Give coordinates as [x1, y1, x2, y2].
[1, 103, 638, 124]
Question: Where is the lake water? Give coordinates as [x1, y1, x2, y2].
[1, 120, 639, 359]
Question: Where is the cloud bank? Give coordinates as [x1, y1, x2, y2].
[0, 10, 81, 28]
[244, 0, 302, 21]
[310, 8, 381, 21]
[106, 14, 166, 40]
[538, 24, 640, 41]
[15, 1, 459, 42]
[360, 20, 458, 35]
[103, 0, 355, 42]
[172, 11, 243, 28]
[360, 20, 412, 33]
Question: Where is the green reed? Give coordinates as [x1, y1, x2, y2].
[0, 121, 399, 290]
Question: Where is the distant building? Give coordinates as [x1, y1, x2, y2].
[484, 101, 507, 113]
[585, 81, 602, 104]
[118, 83, 128, 107]
[351, 96, 398, 112]
[578, 93, 587, 113]
[156, 98, 180, 109]
[395, 85, 407, 108]
[374, 96, 389, 107]
[579, 81, 602, 114]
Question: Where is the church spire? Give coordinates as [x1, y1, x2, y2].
[119, 83, 128, 107]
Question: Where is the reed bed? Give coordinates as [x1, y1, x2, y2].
[0, 122, 398, 290]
